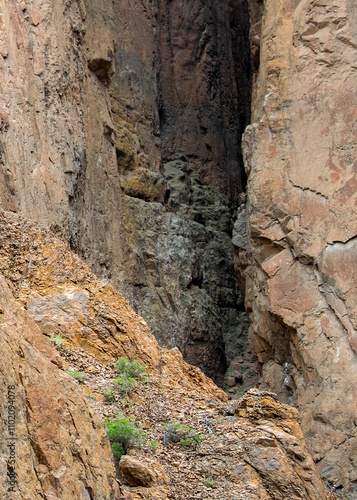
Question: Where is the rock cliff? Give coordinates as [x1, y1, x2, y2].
[242, 0, 357, 495]
[0, 210, 334, 499]
[0, 0, 251, 384]
[0, 0, 356, 497]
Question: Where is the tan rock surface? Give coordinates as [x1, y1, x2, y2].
[242, 0, 357, 494]
[0, 209, 334, 499]
[119, 455, 170, 487]
[0, 0, 251, 383]
[0, 209, 225, 401]
[0, 274, 119, 500]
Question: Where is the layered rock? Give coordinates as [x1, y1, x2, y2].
[0, 278, 120, 500]
[0, 0, 251, 383]
[242, 0, 357, 494]
[0, 209, 334, 499]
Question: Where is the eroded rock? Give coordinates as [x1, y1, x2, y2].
[241, 0, 357, 493]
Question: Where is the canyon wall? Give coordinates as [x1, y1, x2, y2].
[0, 0, 251, 384]
[0, 209, 334, 499]
[243, 0, 357, 494]
[1, 0, 356, 495]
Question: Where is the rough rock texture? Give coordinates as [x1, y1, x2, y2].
[0, 0, 251, 383]
[0, 210, 224, 401]
[242, 0, 357, 494]
[195, 389, 333, 500]
[0, 275, 120, 500]
[104, 0, 253, 382]
[0, 210, 334, 499]
[119, 455, 170, 488]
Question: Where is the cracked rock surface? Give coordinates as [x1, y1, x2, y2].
[240, 0, 357, 494]
[0, 210, 335, 499]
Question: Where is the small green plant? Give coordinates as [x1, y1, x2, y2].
[115, 357, 146, 379]
[104, 387, 116, 403]
[163, 420, 205, 448]
[50, 334, 65, 347]
[65, 369, 87, 381]
[204, 477, 216, 488]
[241, 365, 250, 373]
[142, 374, 152, 385]
[105, 416, 146, 461]
[9, 255, 14, 261]
[111, 442, 125, 460]
[113, 374, 136, 396]
[150, 440, 158, 453]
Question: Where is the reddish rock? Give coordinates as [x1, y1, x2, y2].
[119, 456, 169, 487]
[0, 275, 119, 500]
[242, 0, 357, 494]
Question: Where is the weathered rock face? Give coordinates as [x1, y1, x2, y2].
[0, 0, 251, 383]
[242, 0, 357, 494]
[0, 209, 334, 499]
[0, 275, 120, 500]
[107, 0, 252, 383]
[0, 210, 225, 401]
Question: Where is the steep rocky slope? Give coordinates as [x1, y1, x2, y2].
[0, 0, 251, 383]
[0, 210, 334, 499]
[241, 0, 357, 495]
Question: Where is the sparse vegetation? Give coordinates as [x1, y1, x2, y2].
[204, 477, 216, 488]
[50, 334, 65, 347]
[104, 387, 116, 403]
[163, 420, 206, 448]
[105, 416, 146, 461]
[111, 442, 125, 460]
[115, 356, 146, 379]
[142, 374, 152, 385]
[65, 368, 87, 381]
[113, 374, 136, 396]
[150, 439, 158, 453]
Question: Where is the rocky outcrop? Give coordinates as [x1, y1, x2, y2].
[242, 0, 357, 494]
[0, 210, 334, 499]
[0, 275, 120, 500]
[0, 0, 251, 383]
[0, 210, 224, 401]
[105, 0, 253, 382]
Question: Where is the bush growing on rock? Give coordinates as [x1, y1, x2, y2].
[115, 356, 146, 379]
[113, 374, 136, 396]
[105, 416, 146, 461]
[163, 420, 205, 448]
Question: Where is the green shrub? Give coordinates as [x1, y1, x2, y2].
[142, 374, 152, 385]
[111, 442, 125, 460]
[115, 357, 146, 379]
[150, 440, 158, 452]
[65, 369, 87, 381]
[204, 477, 216, 488]
[113, 375, 136, 396]
[50, 334, 65, 347]
[104, 387, 116, 403]
[105, 416, 146, 460]
[163, 420, 205, 448]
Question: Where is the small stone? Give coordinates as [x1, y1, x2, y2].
[226, 376, 237, 387]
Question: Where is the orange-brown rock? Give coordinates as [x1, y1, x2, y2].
[0, 0, 251, 384]
[0, 210, 335, 499]
[119, 455, 170, 487]
[242, 0, 357, 494]
[0, 209, 225, 401]
[194, 390, 334, 499]
[0, 274, 120, 500]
